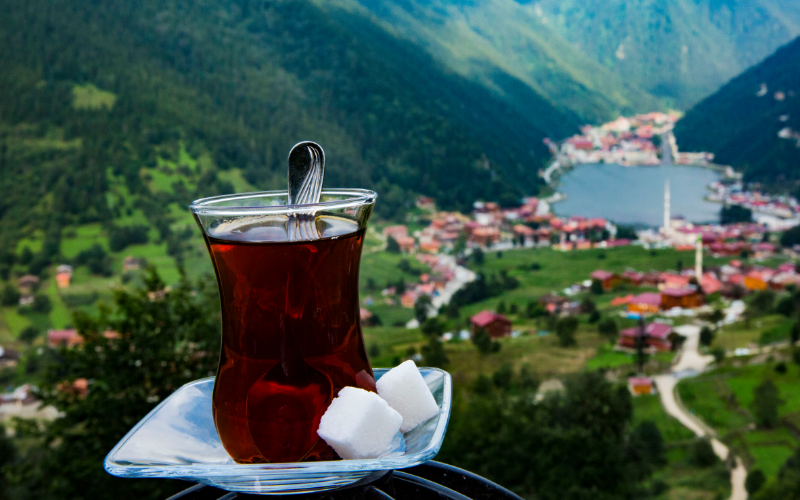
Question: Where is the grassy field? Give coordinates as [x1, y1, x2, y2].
[650, 446, 731, 500]
[713, 314, 788, 351]
[677, 361, 800, 478]
[633, 394, 696, 443]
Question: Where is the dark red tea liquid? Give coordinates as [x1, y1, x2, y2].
[204, 218, 373, 464]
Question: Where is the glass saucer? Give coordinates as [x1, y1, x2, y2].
[104, 368, 452, 495]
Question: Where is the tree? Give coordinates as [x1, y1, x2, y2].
[421, 336, 448, 367]
[780, 225, 800, 248]
[676, 259, 683, 273]
[492, 363, 513, 390]
[496, 300, 506, 314]
[556, 317, 578, 347]
[752, 379, 784, 429]
[386, 236, 400, 253]
[616, 225, 638, 240]
[588, 310, 601, 323]
[438, 371, 645, 500]
[750, 290, 776, 315]
[472, 328, 500, 354]
[632, 420, 664, 466]
[590, 279, 604, 295]
[745, 469, 766, 496]
[721, 205, 753, 224]
[414, 295, 432, 324]
[19, 326, 40, 344]
[0, 285, 20, 307]
[699, 326, 714, 347]
[472, 247, 485, 266]
[579, 297, 596, 315]
[7, 268, 221, 500]
[689, 438, 718, 467]
[598, 317, 618, 340]
[31, 294, 52, 314]
[420, 318, 444, 337]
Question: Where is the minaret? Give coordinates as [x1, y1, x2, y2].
[663, 180, 671, 236]
[695, 234, 703, 281]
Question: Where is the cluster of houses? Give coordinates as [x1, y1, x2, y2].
[550, 112, 683, 166]
[382, 197, 626, 254]
[706, 181, 799, 219]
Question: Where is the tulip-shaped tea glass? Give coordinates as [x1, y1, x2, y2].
[190, 189, 376, 464]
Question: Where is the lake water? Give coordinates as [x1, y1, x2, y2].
[553, 163, 721, 227]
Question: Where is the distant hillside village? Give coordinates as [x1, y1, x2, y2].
[548, 112, 715, 167]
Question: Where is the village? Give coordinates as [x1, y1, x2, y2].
[547, 111, 723, 168]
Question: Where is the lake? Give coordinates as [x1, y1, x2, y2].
[553, 163, 721, 227]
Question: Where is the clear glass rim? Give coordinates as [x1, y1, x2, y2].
[189, 189, 377, 216]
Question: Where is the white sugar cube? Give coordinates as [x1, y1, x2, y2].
[376, 360, 439, 433]
[317, 386, 402, 460]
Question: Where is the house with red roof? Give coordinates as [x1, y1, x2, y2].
[619, 322, 675, 351]
[591, 270, 620, 290]
[621, 270, 644, 285]
[470, 311, 512, 339]
[660, 288, 704, 309]
[627, 293, 661, 315]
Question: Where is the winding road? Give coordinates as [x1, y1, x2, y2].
[653, 324, 747, 500]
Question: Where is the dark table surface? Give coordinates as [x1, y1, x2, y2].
[167, 461, 523, 500]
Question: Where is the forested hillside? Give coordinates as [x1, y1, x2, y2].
[530, 0, 800, 108]
[0, 0, 567, 248]
[340, 0, 663, 125]
[674, 36, 800, 185]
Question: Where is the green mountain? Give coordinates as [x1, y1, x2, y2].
[674, 35, 800, 185]
[0, 0, 568, 247]
[529, 0, 800, 109]
[340, 0, 663, 125]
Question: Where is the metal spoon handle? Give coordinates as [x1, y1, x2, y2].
[288, 141, 325, 206]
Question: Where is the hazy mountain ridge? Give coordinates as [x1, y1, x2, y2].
[674, 35, 800, 185]
[344, 0, 664, 125]
[530, 0, 800, 109]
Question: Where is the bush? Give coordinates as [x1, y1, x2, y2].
[580, 297, 596, 314]
[472, 247, 485, 266]
[108, 225, 149, 252]
[745, 469, 766, 495]
[556, 317, 579, 347]
[700, 326, 715, 347]
[31, 294, 52, 314]
[472, 328, 501, 354]
[421, 336, 448, 367]
[721, 204, 753, 224]
[711, 347, 725, 363]
[752, 380, 784, 429]
[775, 362, 787, 374]
[385, 236, 400, 253]
[19, 326, 40, 344]
[588, 310, 601, 324]
[74, 244, 113, 276]
[492, 364, 513, 390]
[598, 318, 618, 340]
[590, 279, 604, 295]
[689, 438, 719, 467]
[1, 285, 20, 306]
